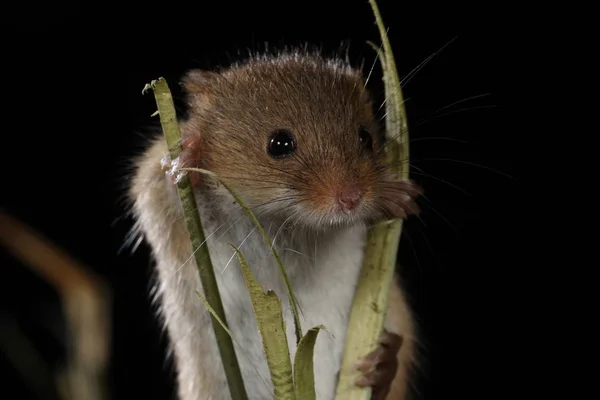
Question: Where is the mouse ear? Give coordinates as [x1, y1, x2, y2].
[180, 69, 219, 112]
[180, 69, 219, 94]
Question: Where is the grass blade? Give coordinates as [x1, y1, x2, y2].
[293, 325, 325, 399]
[231, 244, 295, 400]
[334, 0, 411, 398]
[142, 78, 248, 400]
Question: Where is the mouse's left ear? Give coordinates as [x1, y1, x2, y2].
[180, 69, 219, 111]
[181, 69, 219, 94]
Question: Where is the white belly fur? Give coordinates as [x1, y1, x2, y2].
[197, 213, 367, 400]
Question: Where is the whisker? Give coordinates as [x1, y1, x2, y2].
[379, 197, 425, 228]
[294, 151, 328, 188]
[252, 164, 311, 184]
[401, 36, 458, 88]
[401, 228, 422, 271]
[172, 220, 229, 277]
[420, 158, 515, 179]
[272, 215, 294, 248]
[410, 171, 471, 196]
[428, 105, 498, 119]
[281, 247, 313, 259]
[266, 221, 274, 237]
[171, 204, 201, 224]
[376, 35, 458, 116]
[221, 226, 257, 275]
[417, 224, 440, 267]
[378, 119, 470, 156]
[400, 53, 435, 88]
[214, 214, 249, 242]
[410, 136, 468, 144]
[219, 176, 301, 187]
[252, 196, 301, 215]
[431, 93, 493, 115]
[374, 159, 411, 174]
[414, 105, 498, 127]
[379, 97, 411, 121]
[376, 202, 397, 221]
[375, 126, 410, 155]
[363, 37, 384, 89]
[419, 200, 461, 236]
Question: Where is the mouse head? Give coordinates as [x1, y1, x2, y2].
[179, 53, 421, 231]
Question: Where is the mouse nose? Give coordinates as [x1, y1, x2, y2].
[337, 186, 363, 211]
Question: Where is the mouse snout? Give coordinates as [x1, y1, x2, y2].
[337, 185, 363, 211]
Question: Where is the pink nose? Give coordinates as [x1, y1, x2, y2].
[337, 187, 362, 211]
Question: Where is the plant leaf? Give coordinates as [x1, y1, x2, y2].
[293, 325, 326, 399]
[231, 244, 295, 400]
[334, 0, 410, 398]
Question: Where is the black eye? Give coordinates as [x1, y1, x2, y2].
[268, 129, 296, 158]
[358, 125, 373, 151]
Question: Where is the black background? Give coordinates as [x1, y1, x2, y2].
[2, 1, 516, 399]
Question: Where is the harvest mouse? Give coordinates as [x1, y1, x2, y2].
[129, 50, 422, 400]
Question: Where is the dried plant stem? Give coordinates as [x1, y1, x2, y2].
[0, 211, 110, 400]
[143, 79, 248, 400]
[335, 0, 411, 398]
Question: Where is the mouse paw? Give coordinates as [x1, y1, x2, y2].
[382, 179, 423, 219]
[161, 136, 203, 186]
[355, 330, 403, 400]
[160, 152, 187, 184]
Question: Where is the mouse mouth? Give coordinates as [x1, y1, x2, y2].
[294, 178, 423, 230]
[232, 178, 421, 232]
[273, 181, 376, 230]
[324, 212, 368, 228]
[230, 181, 391, 232]
[298, 201, 373, 231]
[250, 198, 369, 232]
